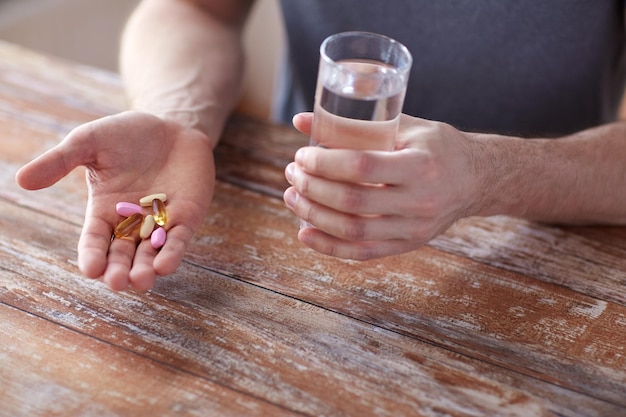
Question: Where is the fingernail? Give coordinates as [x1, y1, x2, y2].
[285, 162, 295, 183]
[283, 187, 298, 209]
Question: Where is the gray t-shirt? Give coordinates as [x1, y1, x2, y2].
[277, 1, 626, 137]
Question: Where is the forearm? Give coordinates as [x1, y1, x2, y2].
[472, 121, 626, 224]
[120, 0, 250, 145]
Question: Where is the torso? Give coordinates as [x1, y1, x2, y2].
[279, 0, 626, 137]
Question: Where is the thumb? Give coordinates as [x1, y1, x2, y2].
[15, 125, 94, 190]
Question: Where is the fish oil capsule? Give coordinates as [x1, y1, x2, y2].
[152, 198, 167, 226]
[139, 214, 156, 239]
[151, 227, 166, 249]
[114, 213, 143, 239]
[139, 193, 167, 207]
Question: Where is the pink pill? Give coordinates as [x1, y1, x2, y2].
[116, 202, 143, 217]
[151, 227, 167, 249]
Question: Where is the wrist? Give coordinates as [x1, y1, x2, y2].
[127, 85, 233, 149]
[130, 99, 227, 149]
[465, 132, 532, 219]
[156, 108, 221, 145]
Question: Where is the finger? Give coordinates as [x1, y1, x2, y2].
[153, 224, 193, 276]
[288, 162, 407, 215]
[295, 146, 417, 185]
[77, 215, 113, 279]
[102, 237, 136, 291]
[16, 145, 77, 190]
[292, 112, 313, 135]
[297, 226, 421, 260]
[15, 124, 98, 190]
[284, 186, 430, 242]
[129, 240, 158, 292]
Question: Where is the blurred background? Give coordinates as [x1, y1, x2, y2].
[0, 0, 285, 120]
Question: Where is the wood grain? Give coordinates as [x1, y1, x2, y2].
[185, 182, 626, 406]
[0, 200, 620, 417]
[0, 303, 298, 417]
[432, 217, 626, 306]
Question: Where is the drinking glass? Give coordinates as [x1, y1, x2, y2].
[300, 32, 412, 230]
[310, 31, 413, 151]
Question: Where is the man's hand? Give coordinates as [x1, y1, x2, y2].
[16, 111, 215, 291]
[283, 112, 480, 260]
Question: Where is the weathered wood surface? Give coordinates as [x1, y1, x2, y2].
[1, 40, 625, 416]
[1, 200, 621, 417]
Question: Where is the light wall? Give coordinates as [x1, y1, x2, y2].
[0, 0, 284, 119]
[0, 0, 139, 71]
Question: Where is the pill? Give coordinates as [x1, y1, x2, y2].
[151, 227, 166, 249]
[152, 198, 168, 226]
[139, 214, 156, 239]
[139, 193, 167, 207]
[116, 202, 143, 217]
[114, 212, 143, 239]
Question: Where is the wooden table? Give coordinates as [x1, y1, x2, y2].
[0, 40, 625, 417]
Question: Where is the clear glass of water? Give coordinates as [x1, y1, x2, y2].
[310, 31, 413, 151]
[300, 32, 412, 230]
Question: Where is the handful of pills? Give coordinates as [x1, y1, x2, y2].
[114, 193, 168, 249]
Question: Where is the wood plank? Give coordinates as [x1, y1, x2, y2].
[184, 181, 626, 407]
[0, 302, 299, 417]
[0, 40, 125, 119]
[215, 113, 305, 199]
[0, 41, 106, 222]
[0, 199, 621, 417]
[431, 217, 626, 306]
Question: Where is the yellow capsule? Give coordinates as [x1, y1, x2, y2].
[114, 213, 143, 239]
[139, 214, 156, 239]
[152, 198, 167, 226]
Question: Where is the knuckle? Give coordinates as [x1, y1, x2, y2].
[426, 162, 444, 183]
[326, 242, 339, 258]
[406, 220, 440, 243]
[353, 245, 377, 261]
[295, 172, 311, 196]
[309, 150, 324, 172]
[341, 187, 366, 212]
[419, 197, 442, 218]
[301, 202, 315, 224]
[351, 152, 376, 177]
[397, 195, 442, 218]
[294, 194, 314, 223]
[340, 218, 368, 241]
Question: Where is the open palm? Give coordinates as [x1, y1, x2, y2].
[16, 111, 215, 291]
